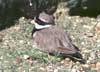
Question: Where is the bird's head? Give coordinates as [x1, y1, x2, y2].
[31, 12, 55, 29]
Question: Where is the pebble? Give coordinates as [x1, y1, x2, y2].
[86, 32, 94, 37]
[0, 56, 3, 60]
[96, 62, 100, 69]
[90, 63, 96, 69]
[97, 39, 100, 43]
[71, 69, 80, 72]
[46, 65, 53, 72]
[82, 49, 90, 53]
[19, 40, 24, 44]
[82, 64, 90, 68]
[23, 55, 29, 59]
[96, 22, 100, 30]
[39, 67, 45, 71]
[13, 26, 20, 32]
[65, 58, 70, 62]
[90, 50, 98, 59]
[83, 25, 92, 30]
[54, 69, 58, 72]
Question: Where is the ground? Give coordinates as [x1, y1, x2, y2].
[0, 2, 100, 72]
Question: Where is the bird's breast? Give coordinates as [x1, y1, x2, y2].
[33, 32, 37, 38]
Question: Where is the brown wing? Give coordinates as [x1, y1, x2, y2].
[53, 26, 79, 53]
[33, 26, 79, 54]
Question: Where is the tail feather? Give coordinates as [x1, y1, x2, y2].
[72, 44, 80, 51]
[58, 52, 86, 64]
[71, 52, 86, 64]
[71, 52, 83, 59]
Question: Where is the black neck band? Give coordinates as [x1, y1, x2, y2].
[35, 16, 51, 25]
[31, 27, 42, 36]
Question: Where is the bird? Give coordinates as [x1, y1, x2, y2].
[31, 12, 85, 63]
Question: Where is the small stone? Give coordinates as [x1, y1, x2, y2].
[31, 20, 35, 24]
[23, 55, 29, 59]
[97, 39, 100, 43]
[0, 56, 3, 60]
[46, 65, 53, 72]
[87, 60, 91, 64]
[19, 40, 24, 44]
[61, 60, 64, 64]
[85, 32, 94, 37]
[83, 6, 88, 10]
[76, 61, 80, 65]
[19, 17, 25, 20]
[71, 69, 77, 72]
[21, 17, 25, 20]
[54, 69, 58, 72]
[40, 67, 45, 71]
[83, 25, 92, 30]
[89, 57, 94, 61]
[82, 49, 90, 53]
[90, 63, 96, 69]
[81, 42, 85, 45]
[82, 64, 90, 68]
[96, 62, 100, 69]
[71, 69, 80, 72]
[96, 22, 100, 30]
[65, 58, 70, 62]
[95, 22, 100, 34]
[13, 26, 20, 32]
[90, 50, 98, 59]
[76, 19, 80, 23]
[82, 71, 86, 72]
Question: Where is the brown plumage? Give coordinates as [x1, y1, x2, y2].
[32, 26, 85, 63]
[31, 12, 85, 63]
[33, 26, 78, 54]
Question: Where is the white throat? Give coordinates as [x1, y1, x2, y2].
[31, 20, 52, 29]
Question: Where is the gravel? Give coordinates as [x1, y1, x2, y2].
[0, 2, 100, 72]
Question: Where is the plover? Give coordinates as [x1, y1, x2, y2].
[31, 12, 85, 63]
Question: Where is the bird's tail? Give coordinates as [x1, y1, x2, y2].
[59, 52, 86, 64]
[70, 52, 86, 64]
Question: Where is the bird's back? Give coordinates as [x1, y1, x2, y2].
[33, 26, 79, 54]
